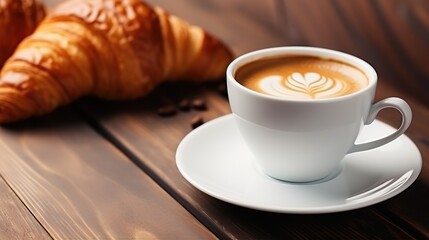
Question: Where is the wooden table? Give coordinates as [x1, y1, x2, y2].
[1, 0, 428, 239]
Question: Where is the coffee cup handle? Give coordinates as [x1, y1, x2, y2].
[348, 97, 412, 153]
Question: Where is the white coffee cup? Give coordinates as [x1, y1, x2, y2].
[226, 46, 412, 182]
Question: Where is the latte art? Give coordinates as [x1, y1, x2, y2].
[259, 72, 355, 99]
[236, 55, 369, 100]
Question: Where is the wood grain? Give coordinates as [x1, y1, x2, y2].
[0, 176, 51, 239]
[279, 0, 429, 105]
[78, 83, 417, 239]
[0, 110, 215, 239]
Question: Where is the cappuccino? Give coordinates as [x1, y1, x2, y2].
[235, 55, 369, 99]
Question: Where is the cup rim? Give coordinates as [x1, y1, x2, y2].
[226, 46, 378, 103]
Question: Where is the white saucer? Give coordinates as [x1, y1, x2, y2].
[176, 114, 422, 214]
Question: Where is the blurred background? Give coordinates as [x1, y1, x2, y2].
[42, 0, 429, 106]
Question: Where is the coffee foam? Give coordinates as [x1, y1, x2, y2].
[236, 56, 369, 99]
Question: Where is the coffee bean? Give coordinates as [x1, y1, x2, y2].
[192, 98, 207, 111]
[157, 104, 177, 117]
[190, 115, 204, 129]
[217, 82, 228, 97]
[178, 99, 191, 111]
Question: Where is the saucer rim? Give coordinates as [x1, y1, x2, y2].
[176, 114, 422, 214]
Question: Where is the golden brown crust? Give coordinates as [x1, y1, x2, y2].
[0, 0, 46, 67]
[0, 0, 233, 123]
[155, 7, 233, 82]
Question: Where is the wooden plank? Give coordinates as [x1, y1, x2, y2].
[0, 175, 51, 239]
[0, 109, 215, 239]
[282, 0, 429, 105]
[78, 83, 417, 240]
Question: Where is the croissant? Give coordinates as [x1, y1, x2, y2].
[0, 0, 233, 123]
[0, 0, 46, 67]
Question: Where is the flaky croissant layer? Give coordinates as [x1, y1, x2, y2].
[0, 0, 46, 66]
[0, 0, 233, 123]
